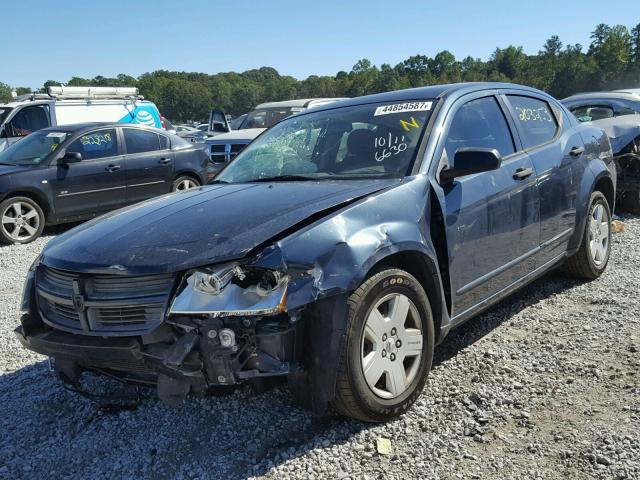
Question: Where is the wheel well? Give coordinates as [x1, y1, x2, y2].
[594, 176, 615, 212]
[2, 191, 50, 218]
[371, 251, 444, 343]
[174, 171, 200, 184]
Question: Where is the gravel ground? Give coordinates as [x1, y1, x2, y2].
[1, 217, 639, 480]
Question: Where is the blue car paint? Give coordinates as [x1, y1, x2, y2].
[20, 82, 616, 411]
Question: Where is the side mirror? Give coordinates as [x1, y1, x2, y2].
[58, 152, 82, 164]
[439, 148, 502, 183]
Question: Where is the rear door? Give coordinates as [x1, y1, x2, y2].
[503, 93, 584, 264]
[51, 127, 127, 218]
[439, 94, 540, 317]
[122, 127, 174, 203]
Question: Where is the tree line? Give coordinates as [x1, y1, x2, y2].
[1, 22, 639, 123]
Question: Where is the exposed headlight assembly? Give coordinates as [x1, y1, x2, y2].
[170, 263, 288, 316]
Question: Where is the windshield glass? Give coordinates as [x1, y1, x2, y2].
[240, 107, 302, 129]
[0, 130, 70, 166]
[217, 100, 434, 183]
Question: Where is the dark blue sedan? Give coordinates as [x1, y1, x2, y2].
[0, 123, 210, 243]
[16, 83, 616, 422]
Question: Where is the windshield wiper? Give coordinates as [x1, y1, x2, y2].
[247, 175, 320, 183]
[209, 179, 229, 184]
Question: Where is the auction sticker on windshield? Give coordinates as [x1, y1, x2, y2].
[374, 101, 432, 116]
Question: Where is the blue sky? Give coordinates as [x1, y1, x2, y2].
[1, 0, 637, 89]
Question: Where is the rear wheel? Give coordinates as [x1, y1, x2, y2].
[565, 191, 611, 279]
[0, 196, 45, 244]
[332, 268, 434, 422]
[172, 175, 200, 192]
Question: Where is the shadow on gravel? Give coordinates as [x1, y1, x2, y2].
[0, 269, 587, 479]
[433, 270, 580, 367]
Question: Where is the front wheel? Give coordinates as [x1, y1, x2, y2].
[332, 268, 434, 422]
[565, 191, 612, 279]
[0, 197, 45, 245]
[171, 175, 201, 192]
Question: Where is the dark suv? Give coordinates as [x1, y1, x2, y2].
[16, 83, 615, 422]
[0, 123, 210, 243]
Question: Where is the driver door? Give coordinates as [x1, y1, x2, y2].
[439, 95, 540, 318]
[50, 128, 127, 219]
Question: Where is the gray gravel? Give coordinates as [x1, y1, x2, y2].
[1, 218, 639, 480]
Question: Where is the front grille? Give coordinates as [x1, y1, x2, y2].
[36, 266, 175, 336]
[210, 142, 249, 164]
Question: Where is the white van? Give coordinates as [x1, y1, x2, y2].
[0, 86, 165, 151]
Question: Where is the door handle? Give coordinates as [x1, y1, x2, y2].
[569, 146, 585, 156]
[159, 158, 172, 165]
[513, 167, 534, 180]
[105, 164, 121, 172]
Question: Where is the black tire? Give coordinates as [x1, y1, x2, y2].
[565, 191, 612, 280]
[618, 191, 640, 214]
[332, 268, 434, 422]
[171, 175, 201, 192]
[0, 196, 45, 245]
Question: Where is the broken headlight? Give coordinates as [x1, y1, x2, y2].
[170, 264, 288, 316]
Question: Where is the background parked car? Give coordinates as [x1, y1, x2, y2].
[0, 86, 167, 152]
[205, 98, 346, 167]
[588, 115, 640, 213]
[229, 113, 247, 130]
[0, 123, 209, 244]
[562, 90, 640, 122]
[174, 124, 202, 137]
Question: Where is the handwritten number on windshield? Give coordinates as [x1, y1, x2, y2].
[374, 134, 408, 162]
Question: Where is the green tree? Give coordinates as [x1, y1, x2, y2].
[589, 24, 632, 88]
[0, 82, 11, 103]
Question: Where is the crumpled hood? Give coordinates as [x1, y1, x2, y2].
[590, 116, 640, 154]
[42, 179, 399, 274]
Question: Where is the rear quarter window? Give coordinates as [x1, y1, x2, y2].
[507, 96, 558, 148]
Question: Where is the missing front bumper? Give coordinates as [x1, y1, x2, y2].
[15, 312, 303, 405]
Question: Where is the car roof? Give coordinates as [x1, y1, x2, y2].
[40, 122, 169, 134]
[255, 98, 346, 109]
[301, 82, 551, 114]
[561, 91, 640, 102]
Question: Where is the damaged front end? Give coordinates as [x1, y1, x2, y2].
[592, 116, 640, 200]
[15, 258, 306, 406]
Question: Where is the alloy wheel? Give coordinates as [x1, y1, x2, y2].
[588, 203, 610, 267]
[360, 293, 423, 399]
[1, 201, 40, 242]
[175, 179, 198, 191]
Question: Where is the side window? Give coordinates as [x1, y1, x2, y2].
[445, 96, 515, 162]
[9, 105, 50, 136]
[158, 135, 169, 150]
[67, 128, 118, 160]
[508, 95, 559, 148]
[123, 128, 161, 154]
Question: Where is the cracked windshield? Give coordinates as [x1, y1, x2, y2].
[217, 101, 434, 182]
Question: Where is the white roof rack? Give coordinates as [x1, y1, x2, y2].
[47, 86, 140, 99]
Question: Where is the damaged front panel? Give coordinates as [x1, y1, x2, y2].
[16, 175, 448, 411]
[591, 116, 640, 194]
